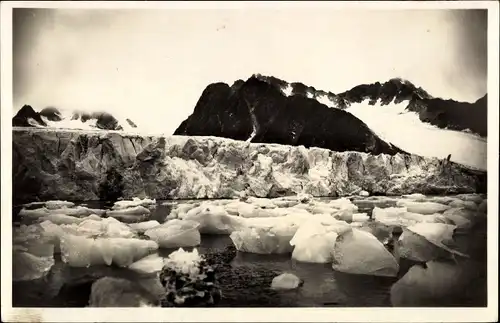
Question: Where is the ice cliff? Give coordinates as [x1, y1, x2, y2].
[12, 128, 486, 203]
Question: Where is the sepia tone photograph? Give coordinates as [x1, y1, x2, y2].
[1, 1, 498, 322]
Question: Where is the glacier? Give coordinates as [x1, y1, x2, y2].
[12, 128, 485, 203]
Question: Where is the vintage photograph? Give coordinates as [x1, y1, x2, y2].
[1, 1, 498, 321]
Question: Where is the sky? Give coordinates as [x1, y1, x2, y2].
[13, 7, 488, 134]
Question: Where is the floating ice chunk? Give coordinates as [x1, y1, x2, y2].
[41, 213, 83, 225]
[13, 251, 55, 282]
[39, 220, 65, 253]
[390, 260, 478, 306]
[329, 198, 359, 212]
[112, 197, 157, 210]
[442, 208, 474, 229]
[108, 206, 151, 215]
[352, 213, 370, 223]
[428, 196, 459, 205]
[89, 277, 159, 307]
[245, 197, 277, 209]
[23, 200, 75, 209]
[13, 224, 56, 257]
[372, 206, 446, 227]
[44, 200, 76, 210]
[60, 234, 159, 267]
[332, 228, 399, 277]
[54, 206, 106, 217]
[164, 248, 203, 279]
[395, 201, 450, 215]
[455, 194, 484, 204]
[358, 190, 370, 197]
[449, 199, 478, 211]
[18, 207, 51, 219]
[145, 219, 201, 248]
[398, 229, 453, 262]
[129, 220, 161, 233]
[230, 221, 299, 254]
[402, 193, 426, 200]
[372, 207, 406, 224]
[290, 220, 350, 263]
[398, 223, 468, 262]
[271, 273, 303, 290]
[61, 216, 136, 239]
[179, 204, 244, 234]
[128, 254, 165, 274]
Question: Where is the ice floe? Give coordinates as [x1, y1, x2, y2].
[144, 219, 201, 248]
[332, 228, 399, 277]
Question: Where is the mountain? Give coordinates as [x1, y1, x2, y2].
[12, 105, 138, 132]
[255, 74, 487, 137]
[174, 76, 406, 156]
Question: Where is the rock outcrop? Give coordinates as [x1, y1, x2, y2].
[174, 76, 406, 156]
[12, 128, 486, 203]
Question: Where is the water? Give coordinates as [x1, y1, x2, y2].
[12, 197, 487, 307]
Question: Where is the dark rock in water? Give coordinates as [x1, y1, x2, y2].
[39, 106, 63, 121]
[159, 254, 222, 307]
[12, 105, 47, 127]
[174, 75, 406, 155]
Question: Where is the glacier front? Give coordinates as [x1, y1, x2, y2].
[12, 128, 486, 202]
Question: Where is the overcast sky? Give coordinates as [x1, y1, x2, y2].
[13, 7, 487, 134]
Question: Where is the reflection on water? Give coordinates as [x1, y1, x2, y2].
[12, 198, 487, 307]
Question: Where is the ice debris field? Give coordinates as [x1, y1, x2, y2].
[13, 193, 487, 307]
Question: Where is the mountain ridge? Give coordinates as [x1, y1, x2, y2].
[253, 74, 487, 137]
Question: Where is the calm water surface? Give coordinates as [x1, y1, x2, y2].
[12, 198, 487, 307]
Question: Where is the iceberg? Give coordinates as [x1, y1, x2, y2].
[112, 197, 157, 210]
[397, 223, 468, 262]
[145, 219, 201, 248]
[372, 206, 446, 227]
[13, 250, 55, 282]
[60, 234, 159, 267]
[128, 253, 165, 275]
[449, 199, 478, 211]
[395, 201, 450, 215]
[179, 204, 244, 234]
[290, 220, 350, 263]
[106, 205, 151, 222]
[390, 260, 478, 306]
[230, 219, 299, 254]
[332, 228, 399, 277]
[129, 220, 161, 233]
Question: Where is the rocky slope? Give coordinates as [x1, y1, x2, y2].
[248, 75, 488, 137]
[12, 105, 138, 131]
[12, 128, 486, 203]
[174, 76, 406, 156]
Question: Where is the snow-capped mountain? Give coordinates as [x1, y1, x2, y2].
[12, 105, 138, 132]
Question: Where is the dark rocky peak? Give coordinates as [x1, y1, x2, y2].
[12, 105, 47, 127]
[407, 93, 487, 137]
[174, 75, 406, 156]
[336, 78, 433, 107]
[39, 106, 63, 121]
